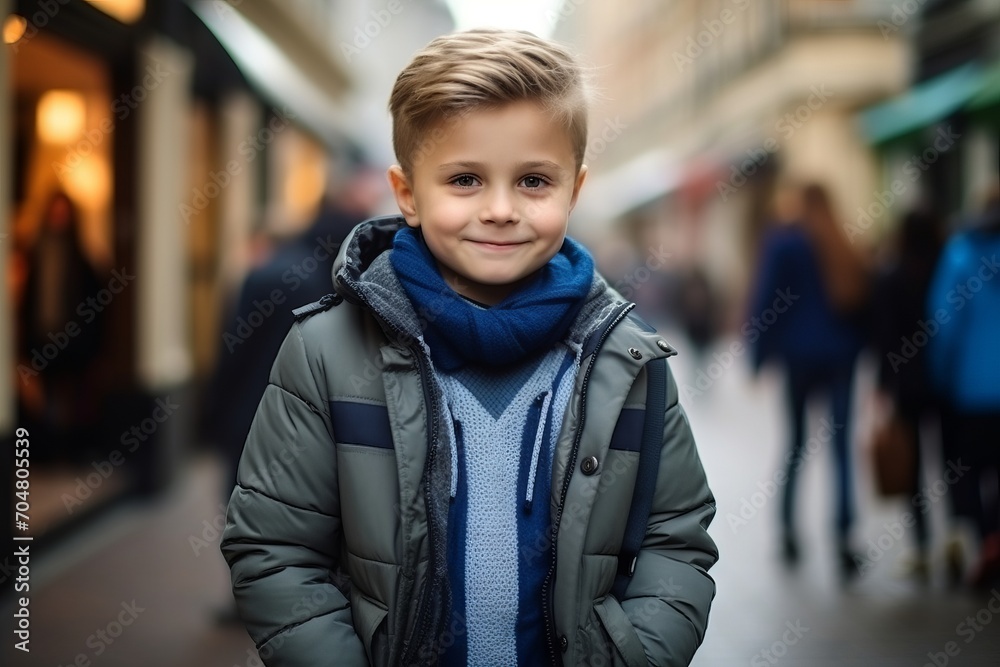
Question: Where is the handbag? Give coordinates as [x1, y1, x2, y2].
[871, 410, 916, 497]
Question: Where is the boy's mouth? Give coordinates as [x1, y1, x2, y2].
[468, 240, 527, 251]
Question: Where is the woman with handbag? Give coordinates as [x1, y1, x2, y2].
[871, 208, 945, 580]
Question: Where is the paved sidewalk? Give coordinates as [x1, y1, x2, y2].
[1, 456, 254, 667]
[676, 337, 1000, 667]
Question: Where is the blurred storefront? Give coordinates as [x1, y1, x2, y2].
[858, 0, 1000, 225]
[558, 0, 912, 324]
[0, 0, 357, 552]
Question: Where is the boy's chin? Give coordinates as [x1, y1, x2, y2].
[447, 270, 543, 305]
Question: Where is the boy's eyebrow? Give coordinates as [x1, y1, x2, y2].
[437, 160, 567, 173]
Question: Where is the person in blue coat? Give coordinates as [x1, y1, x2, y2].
[926, 189, 1000, 587]
[748, 182, 869, 578]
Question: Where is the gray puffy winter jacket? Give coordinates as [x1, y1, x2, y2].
[221, 216, 718, 666]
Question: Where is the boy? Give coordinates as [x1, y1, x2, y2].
[222, 28, 718, 666]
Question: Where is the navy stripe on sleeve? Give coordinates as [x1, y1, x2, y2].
[329, 401, 394, 449]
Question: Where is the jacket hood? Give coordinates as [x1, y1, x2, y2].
[332, 215, 627, 355]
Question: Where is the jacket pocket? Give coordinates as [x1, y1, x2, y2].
[593, 595, 646, 667]
[351, 592, 389, 667]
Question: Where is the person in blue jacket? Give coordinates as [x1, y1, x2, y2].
[926, 189, 1000, 587]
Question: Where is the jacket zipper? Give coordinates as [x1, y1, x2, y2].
[542, 302, 635, 666]
[337, 273, 440, 666]
[341, 269, 640, 665]
[403, 349, 442, 666]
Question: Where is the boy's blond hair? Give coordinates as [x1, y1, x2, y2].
[389, 28, 591, 174]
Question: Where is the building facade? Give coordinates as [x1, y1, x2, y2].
[556, 0, 911, 321]
[0, 0, 453, 550]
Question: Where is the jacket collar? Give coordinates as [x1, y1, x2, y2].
[332, 214, 403, 299]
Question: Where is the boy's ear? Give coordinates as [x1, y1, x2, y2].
[387, 165, 420, 228]
[568, 164, 588, 213]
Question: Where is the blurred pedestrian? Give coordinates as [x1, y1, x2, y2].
[17, 190, 106, 462]
[675, 265, 720, 359]
[926, 188, 1000, 588]
[202, 160, 380, 623]
[748, 182, 870, 579]
[204, 160, 382, 502]
[870, 207, 944, 580]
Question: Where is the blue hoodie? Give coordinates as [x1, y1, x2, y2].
[926, 229, 1000, 411]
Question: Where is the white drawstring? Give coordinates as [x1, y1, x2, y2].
[450, 418, 460, 499]
[524, 391, 552, 510]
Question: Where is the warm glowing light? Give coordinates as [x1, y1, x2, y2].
[284, 160, 326, 225]
[3, 14, 27, 44]
[83, 0, 145, 24]
[60, 154, 112, 210]
[37, 91, 87, 144]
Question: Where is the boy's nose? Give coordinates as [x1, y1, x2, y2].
[479, 187, 519, 224]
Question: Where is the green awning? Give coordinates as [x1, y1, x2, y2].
[859, 62, 983, 145]
[967, 60, 1000, 113]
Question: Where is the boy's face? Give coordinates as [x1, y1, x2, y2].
[388, 100, 587, 305]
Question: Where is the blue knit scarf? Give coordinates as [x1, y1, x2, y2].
[390, 226, 595, 371]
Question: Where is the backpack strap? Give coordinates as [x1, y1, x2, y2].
[612, 356, 667, 600]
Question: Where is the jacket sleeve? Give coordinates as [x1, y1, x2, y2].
[220, 321, 368, 666]
[618, 363, 719, 666]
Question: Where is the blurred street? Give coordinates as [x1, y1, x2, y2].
[3, 331, 999, 667]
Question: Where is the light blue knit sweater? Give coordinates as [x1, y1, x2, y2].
[438, 344, 577, 665]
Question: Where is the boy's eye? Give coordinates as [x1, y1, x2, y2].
[451, 174, 479, 188]
[521, 175, 548, 189]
